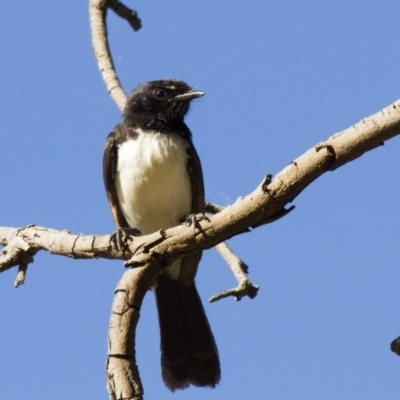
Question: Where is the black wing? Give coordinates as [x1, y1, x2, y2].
[179, 139, 205, 284]
[103, 123, 130, 228]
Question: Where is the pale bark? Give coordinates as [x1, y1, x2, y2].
[1, 98, 400, 399]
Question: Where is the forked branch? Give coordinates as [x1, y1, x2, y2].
[2, 97, 400, 398]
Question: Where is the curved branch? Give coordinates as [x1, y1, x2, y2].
[89, 0, 132, 110]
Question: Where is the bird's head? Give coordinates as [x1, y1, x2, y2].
[124, 79, 204, 130]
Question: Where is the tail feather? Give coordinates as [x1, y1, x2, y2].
[155, 273, 220, 391]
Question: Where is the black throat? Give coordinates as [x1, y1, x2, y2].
[123, 110, 191, 139]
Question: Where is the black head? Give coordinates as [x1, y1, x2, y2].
[123, 79, 204, 131]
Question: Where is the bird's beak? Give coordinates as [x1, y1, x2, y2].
[174, 90, 205, 101]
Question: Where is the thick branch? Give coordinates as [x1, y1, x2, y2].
[2, 99, 400, 269]
[2, 98, 400, 398]
[107, 255, 159, 400]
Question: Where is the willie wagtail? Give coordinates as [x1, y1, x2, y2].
[103, 79, 220, 391]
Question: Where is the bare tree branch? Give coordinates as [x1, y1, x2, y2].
[89, 0, 131, 110]
[1, 99, 399, 292]
[2, 98, 400, 397]
[107, 257, 158, 400]
[204, 203, 258, 301]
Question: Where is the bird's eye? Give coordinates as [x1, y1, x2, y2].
[155, 89, 167, 99]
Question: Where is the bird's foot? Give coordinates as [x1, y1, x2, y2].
[111, 227, 141, 253]
[184, 213, 210, 230]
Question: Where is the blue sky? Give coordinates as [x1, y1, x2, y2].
[1, 1, 400, 399]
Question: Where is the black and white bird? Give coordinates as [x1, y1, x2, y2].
[103, 79, 220, 391]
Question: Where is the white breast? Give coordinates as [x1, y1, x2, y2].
[115, 130, 192, 236]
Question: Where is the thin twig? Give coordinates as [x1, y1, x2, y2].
[205, 203, 257, 300]
[108, 0, 142, 31]
[210, 242, 259, 302]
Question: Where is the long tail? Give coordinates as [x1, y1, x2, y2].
[155, 273, 221, 391]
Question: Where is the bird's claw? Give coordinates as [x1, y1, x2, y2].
[184, 213, 210, 228]
[111, 227, 141, 253]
